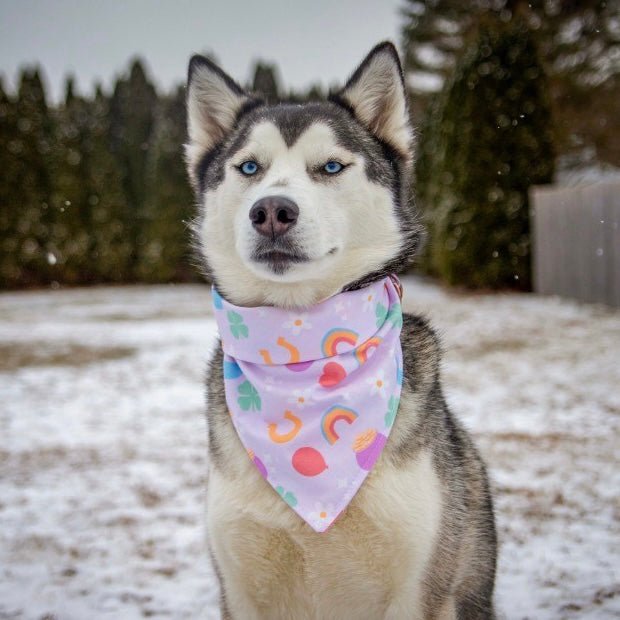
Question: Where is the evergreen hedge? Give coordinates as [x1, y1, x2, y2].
[416, 18, 555, 290]
[0, 59, 330, 289]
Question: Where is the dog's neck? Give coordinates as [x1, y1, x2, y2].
[342, 268, 397, 293]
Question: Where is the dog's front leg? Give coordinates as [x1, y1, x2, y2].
[216, 569, 262, 620]
[383, 583, 425, 620]
[208, 524, 263, 620]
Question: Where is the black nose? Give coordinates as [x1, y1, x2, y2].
[249, 196, 299, 238]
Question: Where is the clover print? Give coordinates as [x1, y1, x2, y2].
[227, 310, 249, 339]
[375, 302, 388, 328]
[276, 485, 298, 507]
[237, 380, 261, 411]
[387, 303, 403, 328]
[385, 395, 399, 427]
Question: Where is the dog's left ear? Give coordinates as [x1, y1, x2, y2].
[331, 42, 413, 167]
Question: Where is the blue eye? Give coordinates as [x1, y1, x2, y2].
[324, 161, 343, 174]
[240, 161, 259, 175]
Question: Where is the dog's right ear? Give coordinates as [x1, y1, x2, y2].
[185, 55, 255, 189]
[330, 42, 413, 168]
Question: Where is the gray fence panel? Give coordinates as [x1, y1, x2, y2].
[531, 181, 620, 308]
[604, 186, 620, 308]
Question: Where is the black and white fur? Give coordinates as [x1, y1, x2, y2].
[185, 42, 497, 619]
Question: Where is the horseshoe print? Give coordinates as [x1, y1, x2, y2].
[268, 410, 303, 444]
[277, 336, 300, 363]
[259, 337, 301, 365]
[259, 349, 274, 365]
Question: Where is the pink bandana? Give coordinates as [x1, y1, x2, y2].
[212, 275, 404, 532]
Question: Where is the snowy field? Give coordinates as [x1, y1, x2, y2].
[0, 277, 618, 619]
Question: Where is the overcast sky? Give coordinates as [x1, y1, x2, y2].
[0, 0, 405, 102]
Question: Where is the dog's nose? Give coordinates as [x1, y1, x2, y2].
[249, 196, 299, 238]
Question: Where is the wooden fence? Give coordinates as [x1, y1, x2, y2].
[530, 181, 620, 308]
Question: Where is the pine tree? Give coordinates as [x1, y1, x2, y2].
[286, 83, 326, 103]
[403, 0, 619, 95]
[49, 75, 95, 284]
[422, 17, 554, 290]
[138, 86, 195, 282]
[402, 0, 620, 166]
[250, 62, 280, 102]
[8, 68, 56, 286]
[87, 85, 133, 282]
[0, 78, 21, 287]
[109, 59, 158, 279]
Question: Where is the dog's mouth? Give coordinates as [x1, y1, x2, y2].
[252, 249, 310, 274]
[249, 239, 339, 276]
[250, 237, 310, 272]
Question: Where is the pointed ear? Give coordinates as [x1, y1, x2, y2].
[331, 42, 413, 167]
[185, 55, 256, 188]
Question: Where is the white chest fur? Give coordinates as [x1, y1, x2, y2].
[206, 421, 443, 620]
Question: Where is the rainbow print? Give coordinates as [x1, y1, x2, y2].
[321, 405, 358, 445]
[321, 328, 359, 357]
[355, 336, 382, 365]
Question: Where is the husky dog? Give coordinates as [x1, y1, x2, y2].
[185, 42, 496, 619]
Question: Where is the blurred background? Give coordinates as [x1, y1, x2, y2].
[1, 2, 619, 619]
[1, 0, 618, 296]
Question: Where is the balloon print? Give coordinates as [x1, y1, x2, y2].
[292, 447, 328, 477]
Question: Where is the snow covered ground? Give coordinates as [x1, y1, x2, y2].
[0, 277, 618, 619]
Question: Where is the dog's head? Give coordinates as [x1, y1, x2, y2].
[185, 42, 420, 308]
